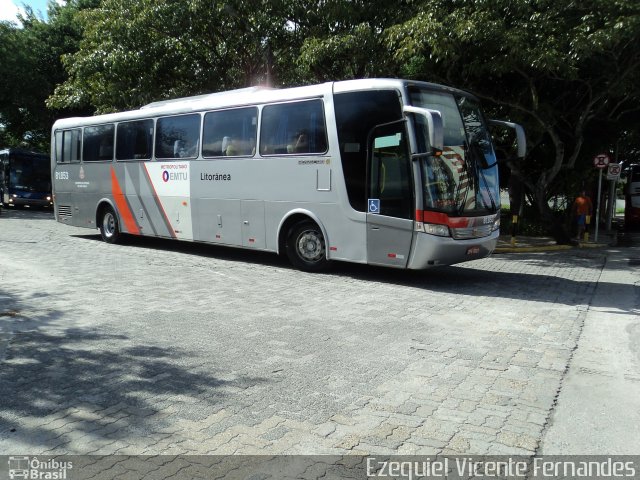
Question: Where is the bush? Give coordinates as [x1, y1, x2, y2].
[500, 208, 568, 237]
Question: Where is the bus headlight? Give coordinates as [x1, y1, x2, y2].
[492, 216, 500, 232]
[423, 223, 451, 237]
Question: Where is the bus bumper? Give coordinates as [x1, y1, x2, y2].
[407, 230, 499, 269]
[6, 196, 53, 208]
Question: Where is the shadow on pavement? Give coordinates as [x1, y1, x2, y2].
[0, 289, 267, 452]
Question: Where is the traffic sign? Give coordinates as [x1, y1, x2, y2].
[593, 153, 611, 169]
[606, 163, 621, 180]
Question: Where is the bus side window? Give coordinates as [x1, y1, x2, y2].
[83, 124, 115, 162]
[59, 129, 81, 164]
[55, 131, 63, 163]
[202, 107, 258, 158]
[116, 119, 154, 161]
[259, 100, 328, 156]
[155, 114, 201, 159]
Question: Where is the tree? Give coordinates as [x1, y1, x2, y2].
[48, 0, 423, 113]
[48, 0, 300, 113]
[0, 1, 90, 151]
[294, 0, 415, 81]
[384, 0, 640, 240]
[0, 18, 51, 149]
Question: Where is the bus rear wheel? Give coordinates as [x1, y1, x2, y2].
[99, 205, 121, 244]
[286, 221, 329, 272]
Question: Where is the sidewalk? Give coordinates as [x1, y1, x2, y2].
[540, 245, 640, 454]
[495, 230, 640, 453]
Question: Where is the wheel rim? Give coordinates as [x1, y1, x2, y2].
[296, 229, 325, 263]
[103, 212, 115, 238]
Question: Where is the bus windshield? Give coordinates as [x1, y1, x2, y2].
[409, 87, 500, 216]
[10, 157, 51, 192]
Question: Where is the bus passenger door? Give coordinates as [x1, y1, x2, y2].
[366, 122, 414, 267]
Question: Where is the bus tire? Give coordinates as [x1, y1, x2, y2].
[285, 220, 329, 272]
[99, 205, 121, 244]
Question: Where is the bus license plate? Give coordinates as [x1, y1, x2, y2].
[466, 246, 480, 255]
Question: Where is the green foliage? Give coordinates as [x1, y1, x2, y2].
[0, 1, 90, 150]
[48, 0, 298, 112]
[294, 0, 415, 81]
[0, 19, 49, 149]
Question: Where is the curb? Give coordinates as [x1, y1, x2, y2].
[494, 245, 572, 253]
[495, 243, 609, 254]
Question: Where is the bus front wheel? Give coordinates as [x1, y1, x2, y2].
[286, 221, 329, 272]
[99, 206, 121, 244]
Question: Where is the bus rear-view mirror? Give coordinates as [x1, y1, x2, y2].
[488, 119, 526, 160]
[403, 106, 444, 156]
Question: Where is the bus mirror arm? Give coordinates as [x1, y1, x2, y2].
[403, 106, 444, 156]
[488, 119, 526, 160]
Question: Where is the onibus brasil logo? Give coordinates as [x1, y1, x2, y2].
[8, 456, 73, 479]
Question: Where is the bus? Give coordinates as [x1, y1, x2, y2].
[1, 149, 53, 208]
[51, 79, 525, 271]
[624, 163, 640, 229]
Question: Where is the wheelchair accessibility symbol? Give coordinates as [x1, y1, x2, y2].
[368, 199, 380, 214]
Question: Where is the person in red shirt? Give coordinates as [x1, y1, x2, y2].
[572, 190, 593, 241]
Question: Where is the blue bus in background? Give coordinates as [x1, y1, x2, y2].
[0, 149, 53, 209]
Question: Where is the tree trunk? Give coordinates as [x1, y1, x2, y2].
[533, 182, 571, 244]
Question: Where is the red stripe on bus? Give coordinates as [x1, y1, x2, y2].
[110, 167, 140, 235]
[417, 210, 470, 228]
[141, 163, 177, 239]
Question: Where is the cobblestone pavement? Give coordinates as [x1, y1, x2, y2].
[0, 209, 624, 458]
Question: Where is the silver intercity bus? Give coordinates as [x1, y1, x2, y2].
[51, 79, 524, 271]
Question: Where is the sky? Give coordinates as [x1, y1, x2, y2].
[1, 0, 52, 23]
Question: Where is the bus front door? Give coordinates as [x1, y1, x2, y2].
[366, 122, 414, 268]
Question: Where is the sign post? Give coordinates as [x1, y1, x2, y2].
[607, 163, 621, 180]
[606, 163, 621, 231]
[593, 154, 611, 242]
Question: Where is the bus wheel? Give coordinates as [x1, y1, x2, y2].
[99, 206, 121, 244]
[286, 221, 329, 272]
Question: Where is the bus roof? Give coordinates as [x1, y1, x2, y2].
[0, 148, 49, 159]
[52, 78, 477, 130]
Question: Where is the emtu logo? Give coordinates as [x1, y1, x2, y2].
[162, 170, 188, 182]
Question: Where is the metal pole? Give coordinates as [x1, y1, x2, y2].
[606, 178, 616, 231]
[595, 168, 602, 242]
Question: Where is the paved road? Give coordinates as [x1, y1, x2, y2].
[0, 209, 637, 459]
